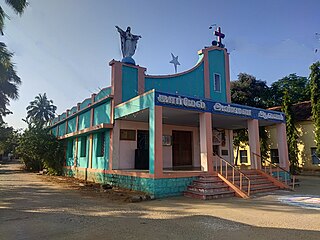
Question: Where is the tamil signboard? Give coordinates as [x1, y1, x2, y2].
[155, 91, 285, 123]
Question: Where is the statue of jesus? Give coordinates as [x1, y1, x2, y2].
[116, 26, 141, 64]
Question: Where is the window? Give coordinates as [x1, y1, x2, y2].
[221, 150, 228, 156]
[240, 150, 248, 163]
[270, 149, 279, 164]
[80, 136, 87, 157]
[120, 129, 136, 141]
[214, 73, 221, 92]
[97, 132, 105, 157]
[311, 148, 320, 165]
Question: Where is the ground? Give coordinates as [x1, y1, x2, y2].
[1, 160, 320, 240]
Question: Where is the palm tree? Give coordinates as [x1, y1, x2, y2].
[0, 42, 21, 123]
[26, 93, 57, 127]
[0, 0, 28, 123]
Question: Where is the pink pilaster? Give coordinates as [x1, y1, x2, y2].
[138, 66, 146, 95]
[224, 50, 231, 103]
[88, 134, 93, 169]
[90, 94, 96, 127]
[203, 50, 211, 99]
[247, 119, 261, 169]
[276, 123, 290, 170]
[154, 106, 163, 177]
[199, 112, 213, 172]
[109, 129, 113, 170]
[109, 60, 123, 105]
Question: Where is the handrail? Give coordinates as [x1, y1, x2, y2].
[213, 154, 251, 197]
[251, 152, 295, 190]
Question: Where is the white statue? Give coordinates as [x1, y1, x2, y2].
[116, 26, 141, 64]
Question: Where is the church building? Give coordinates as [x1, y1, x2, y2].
[49, 27, 292, 199]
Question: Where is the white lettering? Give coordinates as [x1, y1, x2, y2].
[157, 94, 206, 110]
[213, 103, 252, 116]
[258, 111, 284, 121]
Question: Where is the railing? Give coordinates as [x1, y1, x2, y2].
[251, 152, 295, 190]
[213, 154, 251, 197]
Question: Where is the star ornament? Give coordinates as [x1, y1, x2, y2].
[169, 53, 180, 73]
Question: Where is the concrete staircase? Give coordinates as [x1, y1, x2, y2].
[184, 174, 235, 200]
[184, 169, 284, 200]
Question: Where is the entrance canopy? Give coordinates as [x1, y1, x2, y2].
[115, 90, 285, 129]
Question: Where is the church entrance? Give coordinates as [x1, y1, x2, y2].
[172, 131, 193, 168]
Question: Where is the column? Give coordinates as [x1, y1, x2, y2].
[199, 112, 213, 172]
[149, 106, 163, 176]
[247, 119, 261, 169]
[276, 123, 290, 170]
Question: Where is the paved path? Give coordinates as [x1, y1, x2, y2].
[1, 160, 320, 240]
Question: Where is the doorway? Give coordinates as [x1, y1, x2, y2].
[172, 131, 193, 167]
[135, 130, 149, 169]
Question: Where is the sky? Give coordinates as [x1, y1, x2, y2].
[2, 0, 320, 129]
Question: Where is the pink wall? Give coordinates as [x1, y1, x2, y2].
[113, 120, 200, 170]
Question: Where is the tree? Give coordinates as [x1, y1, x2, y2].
[16, 127, 64, 175]
[270, 74, 310, 107]
[0, 123, 19, 155]
[309, 61, 320, 157]
[231, 73, 270, 108]
[282, 90, 300, 174]
[0, 42, 21, 123]
[0, 0, 28, 123]
[26, 93, 57, 127]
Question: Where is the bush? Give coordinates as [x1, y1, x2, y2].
[16, 127, 64, 175]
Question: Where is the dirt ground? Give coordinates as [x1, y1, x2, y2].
[1, 160, 320, 240]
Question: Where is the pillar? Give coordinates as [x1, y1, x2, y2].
[276, 123, 290, 170]
[247, 119, 261, 169]
[149, 106, 163, 176]
[199, 112, 213, 172]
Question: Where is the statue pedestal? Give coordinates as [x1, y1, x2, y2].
[122, 57, 136, 65]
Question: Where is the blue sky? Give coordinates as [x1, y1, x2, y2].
[2, 0, 320, 129]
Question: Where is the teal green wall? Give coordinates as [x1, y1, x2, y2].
[93, 101, 111, 125]
[122, 65, 138, 102]
[95, 87, 111, 102]
[208, 49, 227, 102]
[77, 136, 89, 168]
[67, 117, 76, 133]
[70, 106, 77, 115]
[79, 98, 91, 110]
[114, 91, 154, 119]
[60, 112, 67, 120]
[51, 126, 58, 137]
[145, 62, 205, 98]
[66, 139, 75, 166]
[78, 110, 91, 130]
[58, 122, 66, 136]
[92, 130, 110, 170]
[63, 168, 198, 199]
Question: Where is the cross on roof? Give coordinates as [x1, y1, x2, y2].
[214, 27, 225, 45]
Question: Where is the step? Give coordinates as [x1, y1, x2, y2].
[187, 185, 230, 194]
[184, 190, 235, 200]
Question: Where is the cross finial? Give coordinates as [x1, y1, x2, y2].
[212, 26, 225, 48]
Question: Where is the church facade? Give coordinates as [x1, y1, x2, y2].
[49, 42, 290, 198]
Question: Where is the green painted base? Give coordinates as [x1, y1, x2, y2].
[62, 168, 198, 198]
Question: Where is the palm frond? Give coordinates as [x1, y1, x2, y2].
[5, 0, 28, 15]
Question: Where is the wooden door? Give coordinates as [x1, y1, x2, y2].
[172, 131, 192, 166]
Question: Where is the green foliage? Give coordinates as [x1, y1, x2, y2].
[0, 123, 19, 154]
[282, 90, 300, 174]
[309, 61, 320, 156]
[0, 42, 21, 123]
[0, 0, 28, 123]
[16, 127, 64, 175]
[26, 93, 57, 128]
[270, 74, 310, 106]
[231, 73, 270, 108]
